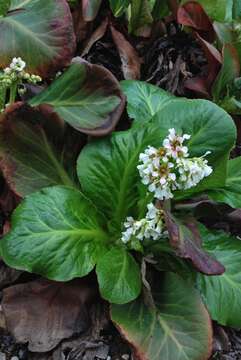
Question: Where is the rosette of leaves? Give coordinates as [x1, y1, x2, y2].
[0, 0, 76, 77]
[2, 80, 241, 360]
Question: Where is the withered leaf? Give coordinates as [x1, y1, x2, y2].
[110, 26, 141, 80]
[2, 279, 94, 352]
[81, 18, 108, 57]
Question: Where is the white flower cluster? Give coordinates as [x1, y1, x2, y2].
[121, 128, 213, 244]
[0, 57, 42, 111]
[121, 203, 167, 243]
[137, 128, 212, 200]
[0, 57, 42, 89]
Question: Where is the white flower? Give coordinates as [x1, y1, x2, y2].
[4, 67, 12, 75]
[177, 157, 213, 190]
[163, 128, 190, 159]
[121, 203, 167, 243]
[10, 57, 26, 72]
[138, 129, 212, 200]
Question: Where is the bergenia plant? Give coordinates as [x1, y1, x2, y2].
[2, 79, 241, 360]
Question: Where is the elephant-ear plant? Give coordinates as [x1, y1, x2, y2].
[2, 80, 241, 360]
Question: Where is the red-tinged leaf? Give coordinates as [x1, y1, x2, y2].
[164, 211, 225, 275]
[82, 0, 102, 21]
[184, 77, 210, 98]
[177, 1, 215, 42]
[196, 33, 222, 87]
[29, 59, 126, 136]
[111, 272, 213, 360]
[0, 102, 83, 197]
[185, 33, 222, 96]
[0, 0, 76, 78]
[110, 26, 141, 80]
[2, 278, 94, 352]
[72, 1, 90, 43]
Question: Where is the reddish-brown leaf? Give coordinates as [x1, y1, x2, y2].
[81, 18, 109, 57]
[110, 26, 141, 80]
[177, 1, 215, 42]
[72, 1, 91, 43]
[164, 211, 225, 275]
[196, 33, 222, 86]
[2, 279, 95, 352]
[0, 102, 84, 197]
[184, 33, 222, 96]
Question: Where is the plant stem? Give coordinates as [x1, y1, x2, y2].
[9, 82, 17, 104]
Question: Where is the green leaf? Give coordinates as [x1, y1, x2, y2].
[111, 272, 212, 360]
[30, 60, 125, 136]
[77, 126, 165, 233]
[78, 98, 236, 232]
[82, 0, 102, 21]
[189, 0, 233, 22]
[151, 99, 236, 193]
[197, 225, 241, 327]
[128, 0, 153, 35]
[121, 80, 173, 123]
[1, 186, 109, 281]
[109, 0, 130, 17]
[233, 0, 241, 19]
[96, 247, 141, 304]
[152, 0, 170, 20]
[0, 0, 75, 78]
[212, 44, 240, 101]
[208, 157, 241, 208]
[0, 0, 10, 16]
[0, 103, 80, 197]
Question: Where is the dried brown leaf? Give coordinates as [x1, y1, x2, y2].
[110, 26, 141, 80]
[81, 18, 108, 57]
[2, 279, 94, 352]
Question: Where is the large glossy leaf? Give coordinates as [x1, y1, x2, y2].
[0, 103, 81, 197]
[152, 99, 236, 192]
[109, 0, 130, 17]
[77, 126, 165, 233]
[30, 60, 125, 136]
[96, 247, 141, 304]
[197, 226, 241, 327]
[208, 157, 241, 208]
[0, 0, 76, 77]
[121, 80, 173, 123]
[1, 186, 108, 281]
[111, 272, 212, 360]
